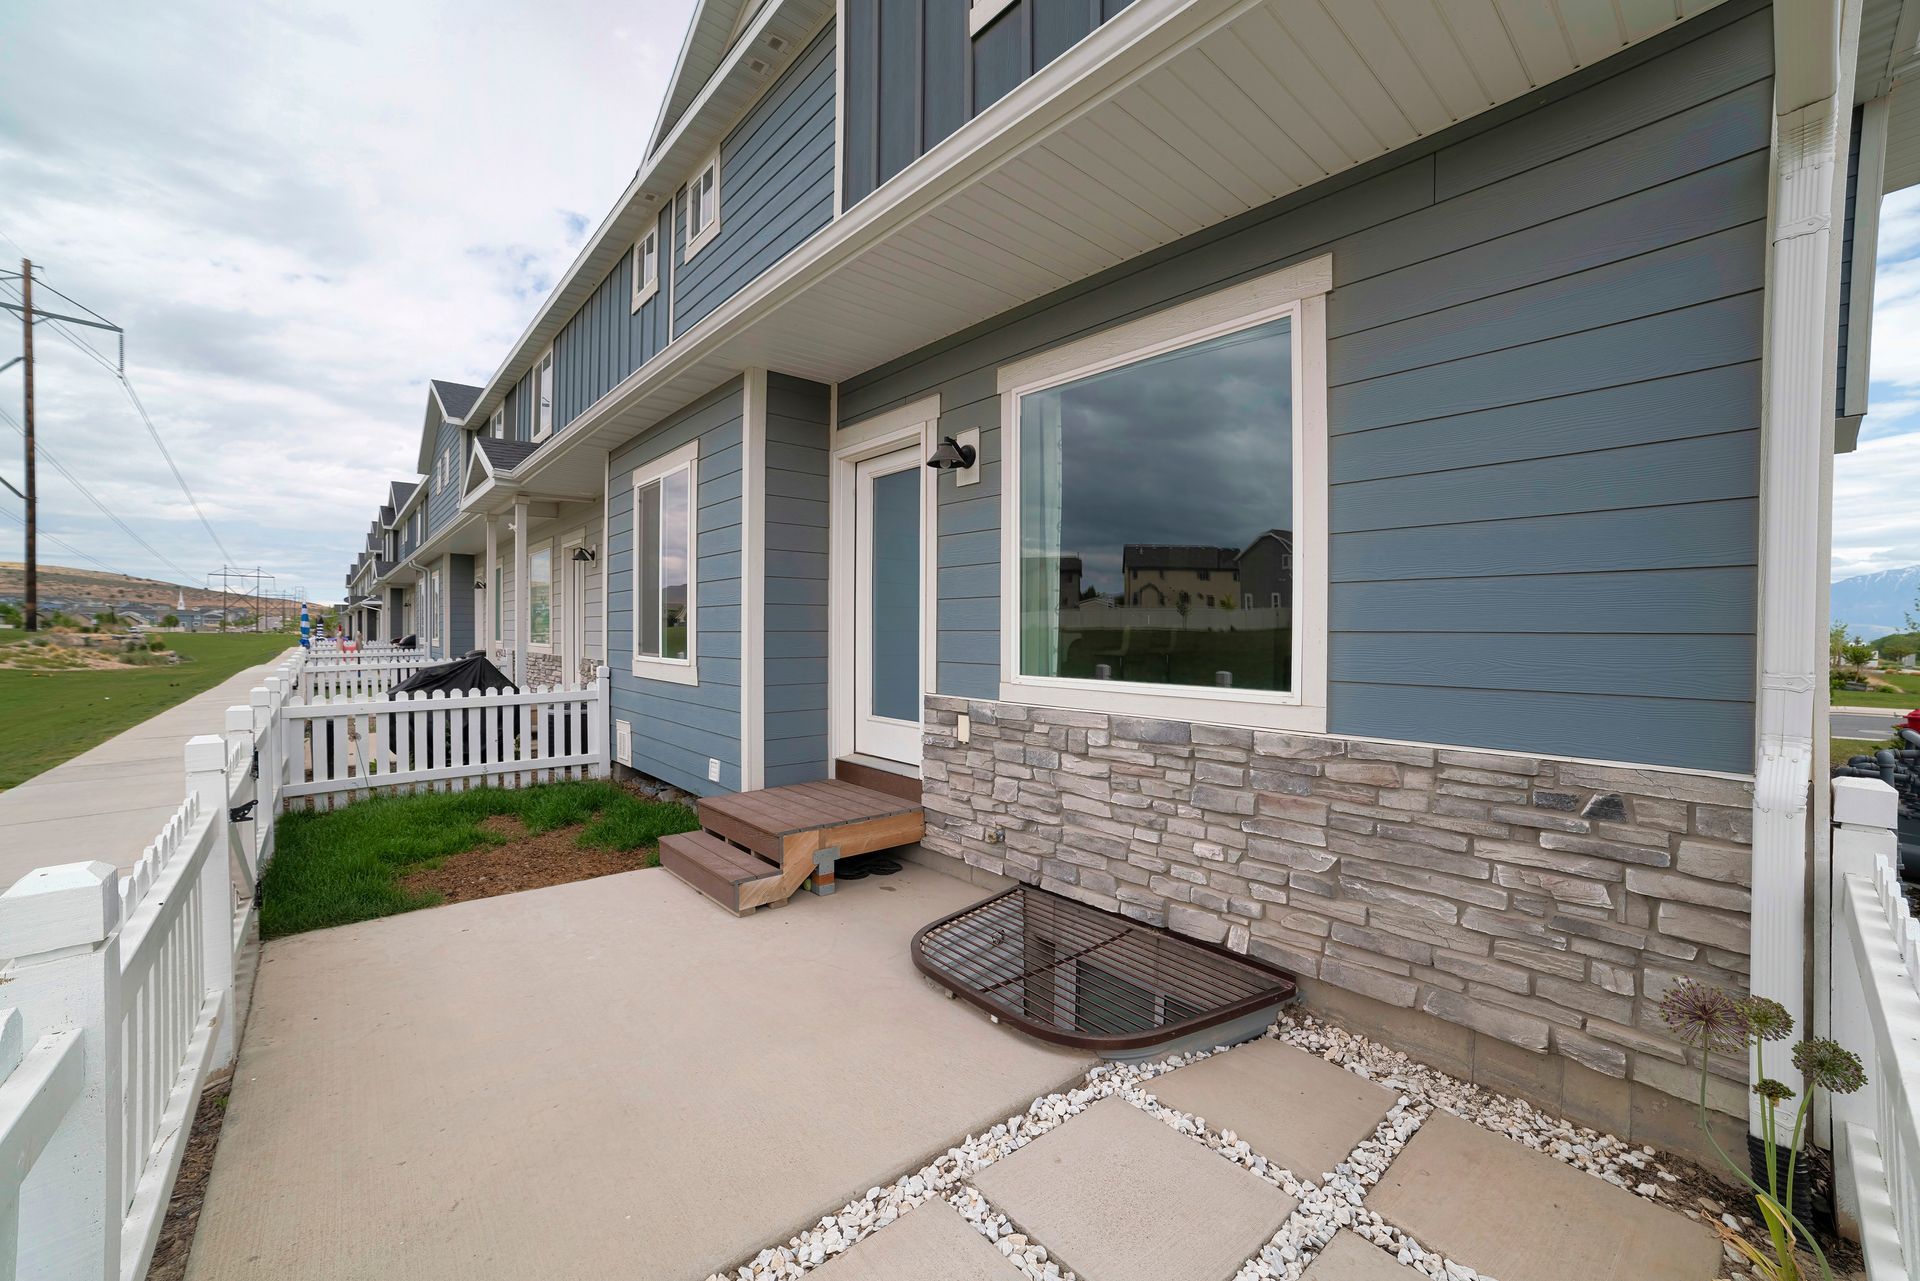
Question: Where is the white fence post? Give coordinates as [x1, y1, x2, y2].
[0, 863, 123, 1281]
[192, 735, 240, 1072]
[594, 666, 611, 779]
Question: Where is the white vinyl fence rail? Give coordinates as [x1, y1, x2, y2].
[0, 648, 610, 1279]
[1830, 776, 1920, 1281]
[296, 655, 434, 701]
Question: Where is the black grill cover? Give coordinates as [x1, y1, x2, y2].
[388, 653, 516, 699]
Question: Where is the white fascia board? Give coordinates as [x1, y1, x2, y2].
[458, 0, 821, 431]
[512, 0, 1241, 494]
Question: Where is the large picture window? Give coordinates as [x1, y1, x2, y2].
[632, 440, 697, 681]
[528, 547, 553, 647]
[998, 256, 1329, 730]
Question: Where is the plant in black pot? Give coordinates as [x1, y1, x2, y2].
[1659, 980, 1866, 1280]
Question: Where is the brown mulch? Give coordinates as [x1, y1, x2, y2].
[1652, 1141, 1864, 1277]
[396, 816, 655, 905]
[144, 1072, 233, 1281]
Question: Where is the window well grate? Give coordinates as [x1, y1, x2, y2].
[911, 886, 1298, 1053]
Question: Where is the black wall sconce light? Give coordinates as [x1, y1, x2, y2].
[926, 435, 977, 472]
[473, 578, 486, 591]
[572, 546, 598, 563]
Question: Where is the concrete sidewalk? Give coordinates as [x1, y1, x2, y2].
[0, 649, 294, 892]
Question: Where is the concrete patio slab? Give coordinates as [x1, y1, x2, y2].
[1370, 1111, 1720, 1281]
[0, 651, 293, 891]
[973, 1097, 1294, 1281]
[1300, 1232, 1414, 1279]
[1147, 1038, 1397, 1180]
[811, 1199, 1013, 1280]
[185, 865, 1090, 1281]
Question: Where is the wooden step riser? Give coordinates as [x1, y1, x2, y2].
[659, 833, 779, 916]
[832, 758, 922, 804]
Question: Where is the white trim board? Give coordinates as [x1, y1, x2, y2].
[993, 255, 1330, 733]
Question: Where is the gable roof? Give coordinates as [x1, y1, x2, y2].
[477, 437, 538, 473]
[646, 0, 756, 158]
[418, 379, 484, 472]
[431, 379, 483, 422]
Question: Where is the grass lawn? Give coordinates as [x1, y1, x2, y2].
[261, 781, 700, 938]
[0, 632, 292, 790]
[1833, 737, 1898, 762]
[1831, 670, 1920, 709]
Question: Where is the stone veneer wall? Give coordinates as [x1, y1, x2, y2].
[921, 695, 1755, 1129]
[491, 647, 564, 688]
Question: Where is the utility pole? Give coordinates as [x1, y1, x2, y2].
[20, 259, 35, 631]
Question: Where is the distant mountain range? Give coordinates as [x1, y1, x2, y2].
[1831, 565, 1920, 640]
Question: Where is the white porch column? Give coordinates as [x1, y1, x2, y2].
[484, 514, 498, 659]
[1751, 0, 1856, 1132]
[513, 498, 529, 684]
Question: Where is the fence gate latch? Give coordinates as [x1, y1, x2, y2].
[229, 799, 259, 824]
[250, 747, 260, 780]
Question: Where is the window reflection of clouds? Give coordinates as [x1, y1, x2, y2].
[1025, 319, 1293, 596]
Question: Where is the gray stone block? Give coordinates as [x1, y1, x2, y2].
[1419, 988, 1551, 1051]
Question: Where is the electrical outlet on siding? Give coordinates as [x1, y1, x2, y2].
[708, 758, 721, 783]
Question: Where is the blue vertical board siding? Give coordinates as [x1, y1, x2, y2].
[673, 23, 837, 336]
[763, 374, 833, 785]
[425, 419, 465, 534]
[448, 554, 476, 654]
[837, 5, 1771, 774]
[607, 379, 745, 795]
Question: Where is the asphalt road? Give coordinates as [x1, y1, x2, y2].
[1832, 707, 1912, 740]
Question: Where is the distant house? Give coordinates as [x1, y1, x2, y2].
[1122, 545, 1238, 609]
[326, 0, 1912, 1158]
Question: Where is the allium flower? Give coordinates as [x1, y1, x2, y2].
[1659, 980, 1750, 1054]
[1752, 1078, 1794, 1104]
[1739, 996, 1794, 1042]
[1792, 1038, 1867, 1095]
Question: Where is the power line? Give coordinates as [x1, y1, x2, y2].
[0, 504, 126, 577]
[0, 274, 238, 565]
[0, 402, 195, 581]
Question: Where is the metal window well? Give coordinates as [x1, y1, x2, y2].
[911, 886, 1298, 1059]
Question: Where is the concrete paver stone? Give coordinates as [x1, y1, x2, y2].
[811, 1199, 1013, 1280]
[1300, 1231, 1417, 1279]
[973, 1097, 1295, 1281]
[1369, 1111, 1722, 1281]
[1147, 1038, 1397, 1180]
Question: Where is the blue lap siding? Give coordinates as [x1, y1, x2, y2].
[607, 380, 745, 796]
[837, 4, 1770, 774]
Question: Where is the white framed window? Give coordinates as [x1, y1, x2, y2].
[489, 406, 505, 439]
[493, 565, 503, 642]
[631, 228, 659, 311]
[528, 543, 554, 649]
[631, 438, 699, 684]
[995, 255, 1330, 733]
[532, 349, 555, 441]
[685, 153, 720, 259]
[429, 568, 443, 652]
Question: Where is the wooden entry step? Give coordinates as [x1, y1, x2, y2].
[833, 756, 922, 803]
[661, 779, 925, 914]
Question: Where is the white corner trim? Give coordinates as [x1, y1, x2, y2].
[994, 258, 1329, 733]
[742, 370, 768, 790]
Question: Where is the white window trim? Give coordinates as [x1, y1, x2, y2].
[527, 539, 556, 653]
[630, 437, 701, 685]
[531, 348, 556, 442]
[994, 254, 1331, 733]
[684, 152, 722, 261]
[967, 0, 1017, 36]
[489, 406, 505, 439]
[631, 228, 660, 311]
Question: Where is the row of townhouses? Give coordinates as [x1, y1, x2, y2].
[338, 0, 1916, 1148]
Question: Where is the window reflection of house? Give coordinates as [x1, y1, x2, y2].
[1237, 530, 1292, 612]
[1122, 545, 1239, 608]
[1059, 556, 1083, 609]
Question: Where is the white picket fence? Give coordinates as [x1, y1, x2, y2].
[280, 671, 610, 806]
[306, 638, 414, 659]
[0, 650, 610, 1279]
[295, 654, 435, 701]
[1830, 776, 1920, 1280]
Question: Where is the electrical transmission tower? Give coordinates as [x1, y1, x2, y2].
[206, 566, 275, 632]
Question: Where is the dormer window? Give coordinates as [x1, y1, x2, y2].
[532, 349, 555, 441]
[489, 406, 505, 439]
[632, 228, 660, 310]
[685, 153, 720, 259]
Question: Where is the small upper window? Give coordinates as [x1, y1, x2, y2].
[968, 0, 1017, 36]
[632, 228, 659, 310]
[686, 154, 720, 258]
[489, 406, 505, 439]
[532, 350, 555, 441]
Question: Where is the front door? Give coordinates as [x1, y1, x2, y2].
[853, 448, 924, 765]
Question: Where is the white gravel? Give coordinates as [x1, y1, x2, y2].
[705, 1009, 1718, 1281]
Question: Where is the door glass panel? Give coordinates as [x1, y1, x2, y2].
[869, 467, 919, 722]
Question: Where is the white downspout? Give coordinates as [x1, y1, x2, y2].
[1753, 0, 1856, 1130]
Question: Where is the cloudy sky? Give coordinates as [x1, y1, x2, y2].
[0, 0, 692, 602]
[1835, 186, 1920, 581]
[0, 5, 1915, 600]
